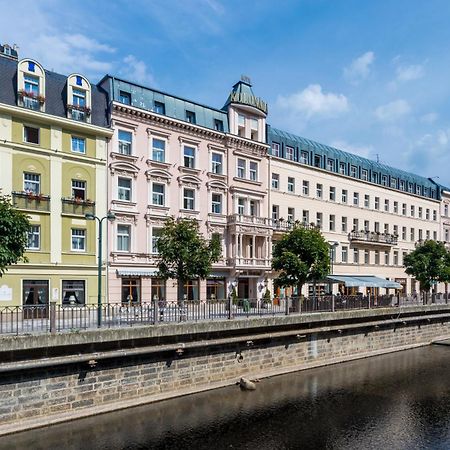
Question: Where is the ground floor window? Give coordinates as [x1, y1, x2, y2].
[62, 280, 86, 305]
[23, 280, 49, 306]
[183, 279, 199, 301]
[151, 278, 166, 302]
[122, 277, 141, 304]
[207, 278, 225, 300]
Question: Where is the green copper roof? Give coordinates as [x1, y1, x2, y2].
[268, 125, 439, 200]
[223, 77, 268, 114]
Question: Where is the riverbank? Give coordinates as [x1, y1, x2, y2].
[1, 305, 450, 436]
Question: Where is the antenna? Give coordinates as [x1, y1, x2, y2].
[240, 74, 251, 84]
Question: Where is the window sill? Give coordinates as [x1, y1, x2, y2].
[110, 152, 138, 163]
[146, 159, 171, 169]
[232, 177, 262, 186]
[208, 172, 227, 179]
[148, 204, 170, 211]
[112, 200, 137, 207]
[180, 209, 200, 214]
[179, 166, 201, 175]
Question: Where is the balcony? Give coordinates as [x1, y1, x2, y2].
[272, 220, 320, 233]
[227, 214, 270, 227]
[18, 90, 44, 111]
[227, 257, 271, 269]
[349, 230, 398, 246]
[61, 198, 95, 216]
[68, 104, 91, 122]
[12, 191, 50, 212]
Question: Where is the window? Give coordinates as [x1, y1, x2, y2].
[393, 251, 399, 266]
[185, 110, 196, 124]
[211, 153, 223, 175]
[184, 279, 199, 301]
[272, 173, 280, 189]
[372, 172, 379, 184]
[238, 198, 245, 215]
[329, 187, 336, 201]
[339, 162, 346, 175]
[62, 280, 85, 305]
[433, 210, 437, 221]
[381, 175, 388, 186]
[117, 225, 131, 251]
[214, 119, 224, 132]
[272, 142, 280, 157]
[384, 223, 389, 234]
[154, 101, 165, 114]
[434, 231, 437, 240]
[118, 178, 132, 201]
[394, 201, 398, 214]
[183, 188, 195, 210]
[374, 222, 380, 233]
[27, 225, 40, 250]
[446, 230, 449, 242]
[364, 194, 370, 208]
[152, 183, 165, 206]
[393, 225, 398, 236]
[237, 159, 246, 178]
[350, 165, 357, 177]
[24, 74, 39, 95]
[353, 192, 359, 206]
[286, 146, 294, 161]
[426, 209, 430, 220]
[408, 183, 413, 193]
[122, 278, 140, 304]
[374, 197, 380, 210]
[152, 278, 166, 301]
[402, 227, 407, 240]
[71, 136, 86, 154]
[416, 185, 421, 195]
[183, 146, 196, 168]
[327, 159, 334, 171]
[75, 76, 82, 86]
[361, 169, 368, 181]
[341, 246, 348, 263]
[341, 190, 347, 203]
[119, 91, 131, 105]
[302, 181, 309, 196]
[72, 180, 86, 200]
[24, 125, 39, 144]
[402, 204, 407, 216]
[418, 229, 423, 240]
[272, 205, 279, 221]
[249, 161, 258, 181]
[400, 180, 405, 191]
[300, 151, 308, 164]
[391, 178, 397, 189]
[152, 138, 165, 162]
[73, 89, 86, 107]
[314, 155, 321, 168]
[353, 249, 359, 264]
[302, 210, 309, 224]
[384, 199, 389, 212]
[207, 277, 225, 301]
[288, 177, 295, 193]
[71, 229, 86, 251]
[418, 207, 423, 219]
[316, 184, 323, 199]
[238, 114, 245, 127]
[249, 200, 258, 216]
[410, 228, 415, 241]
[316, 212, 323, 228]
[341, 216, 347, 232]
[288, 207, 295, 222]
[151, 228, 163, 253]
[353, 218, 359, 231]
[375, 251, 380, 265]
[24, 172, 40, 194]
[211, 193, 222, 214]
[329, 215, 335, 231]
[411, 205, 415, 217]
[384, 251, 389, 265]
[364, 220, 369, 232]
[445, 205, 449, 217]
[118, 130, 132, 155]
[364, 250, 370, 264]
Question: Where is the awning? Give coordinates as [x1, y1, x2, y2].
[116, 269, 159, 277]
[326, 275, 402, 289]
[208, 272, 229, 279]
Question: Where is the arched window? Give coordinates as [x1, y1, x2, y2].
[17, 59, 45, 111]
[67, 74, 91, 123]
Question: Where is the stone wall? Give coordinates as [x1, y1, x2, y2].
[1, 310, 450, 435]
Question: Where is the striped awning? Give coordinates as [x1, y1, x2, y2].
[326, 275, 402, 289]
[116, 269, 159, 277]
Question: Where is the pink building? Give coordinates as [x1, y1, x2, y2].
[99, 76, 271, 303]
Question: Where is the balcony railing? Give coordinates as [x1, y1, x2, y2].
[227, 214, 270, 226]
[349, 230, 398, 245]
[22, 96, 40, 111]
[227, 257, 271, 268]
[271, 220, 321, 232]
[12, 191, 50, 212]
[61, 198, 95, 216]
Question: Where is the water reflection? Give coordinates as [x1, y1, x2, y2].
[2, 346, 450, 449]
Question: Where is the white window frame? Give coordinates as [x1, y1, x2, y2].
[272, 142, 280, 157]
[118, 130, 132, 155]
[71, 136, 86, 154]
[117, 224, 131, 252]
[249, 161, 258, 181]
[272, 173, 280, 190]
[117, 177, 132, 202]
[71, 228, 86, 252]
[286, 146, 294, 161]
[24, 172, 40, 194]
[211, 193, 222, 214]
[183, 145, 196, 169]
[288, 177, 295, 193]
[152, 138, 166, 162]
[27, 225, 40, 250]
[23, 125, 40, 144]
[183, 188, 195, 210]
[152, 183, 165, 206]
[211, 152, 223, 175]
[151, 227, 163, 254]
[237, 159, 246, 179]
[72, 180, 86, 200]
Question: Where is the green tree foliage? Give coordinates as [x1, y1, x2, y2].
[0, 194, 30, 275]
[403, 240, 450, 293]
[156, 217, 221, 302]
[272, 225, 330, 295]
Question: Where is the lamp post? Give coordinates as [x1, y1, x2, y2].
[85, 212, 116, 327]
[328, 241, 339, 294]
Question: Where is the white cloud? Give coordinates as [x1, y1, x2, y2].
[420, 112, 438, 124]
[330, 139, 373, 158]
[374, 99, 411, 121]
[121, 55, 157, 87]
[344, 51, 375, 83]
[396, 64, 424, 82]
[277, 84, 349, 119]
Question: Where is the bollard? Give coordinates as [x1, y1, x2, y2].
[50, 301, 56, 334]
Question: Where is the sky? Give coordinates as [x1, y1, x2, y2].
[2, 0, 450, 184]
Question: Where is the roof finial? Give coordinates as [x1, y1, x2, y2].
[240, 74, 251, 84]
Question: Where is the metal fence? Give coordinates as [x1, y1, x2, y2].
[0, 295, 448, 336]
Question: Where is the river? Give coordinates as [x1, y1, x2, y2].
[2, 345, 450, 449]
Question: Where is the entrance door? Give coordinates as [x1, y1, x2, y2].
[238, 278, 249, 299]
[23, 280, 49, 318]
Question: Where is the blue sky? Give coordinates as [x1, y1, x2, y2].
[2, 0, 450, 184]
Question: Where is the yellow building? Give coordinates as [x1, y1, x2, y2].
[0, 44, 112, 307]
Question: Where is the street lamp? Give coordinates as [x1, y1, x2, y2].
[85, 211, 116, 327]
[328, 241, 339, 295]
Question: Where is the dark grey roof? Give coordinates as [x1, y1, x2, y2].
[0, 56, 108, 128]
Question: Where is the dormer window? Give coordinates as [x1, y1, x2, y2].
[154, 101, 165, 114]
[119, 91, 131, 105]
[67, 74, 91, 123]
[18, 59, 45, 111]
[186, 110, 196, 124]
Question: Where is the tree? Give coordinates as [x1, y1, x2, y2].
[403, 240, 450, 299]
[0, 194, 30, 275]
[156, 217, 221, 302]
[272, 224, 330, 296]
